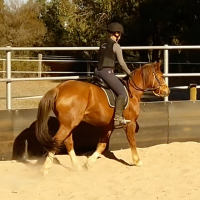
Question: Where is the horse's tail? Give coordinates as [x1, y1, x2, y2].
[35, 88, 59, 153]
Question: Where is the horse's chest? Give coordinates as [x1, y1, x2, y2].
[124, 98, 140, 119]
[132, 103, 140, 117]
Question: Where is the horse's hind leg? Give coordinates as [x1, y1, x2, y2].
[42, 151, 56, 176]
[63, 133, 81, 170]
[42, 125, 78, 175]
[85, 125, 113, 169]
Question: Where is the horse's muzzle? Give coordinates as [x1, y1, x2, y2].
[153, 87, 170, 97]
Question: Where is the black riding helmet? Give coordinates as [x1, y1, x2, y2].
[107, 22, 125, 35]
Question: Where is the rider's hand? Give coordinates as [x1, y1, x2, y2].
[128, 72, 132, 78]
[124, 72, 132, 80]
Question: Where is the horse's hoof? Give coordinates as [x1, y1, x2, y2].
[135, 160, 143, 167]
[72, 164, 82, 171]
[83, 159, 94, 170]
[41, 168, 49, 176]
[83, 162, 91, 170]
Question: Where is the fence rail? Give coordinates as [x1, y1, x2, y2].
[1, 44, 200, 109]
[1, 45, 200, 50]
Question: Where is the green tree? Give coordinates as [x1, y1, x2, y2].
[0, 0, 46, 48]
[0, 0, 49, 77]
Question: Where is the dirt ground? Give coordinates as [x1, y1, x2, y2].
[0, 142, 200, 200]
[0, 81, 61, 110]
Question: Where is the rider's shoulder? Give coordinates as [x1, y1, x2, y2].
[113, 42, 122, 50]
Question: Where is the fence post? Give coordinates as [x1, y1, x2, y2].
[6, 46, 12, 110]
[164, 44, 169, 102]
[38, 53, 42, 77]
[2, 59, 6, 78]
[189, 83, 197, 101]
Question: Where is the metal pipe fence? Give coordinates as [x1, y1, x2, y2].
[1, 45, 200, 109]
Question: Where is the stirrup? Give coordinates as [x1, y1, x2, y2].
[114, 117, 131, 125]
[120, 118, 131, 125]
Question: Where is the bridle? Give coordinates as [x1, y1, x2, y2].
[126, 67, 167, 97]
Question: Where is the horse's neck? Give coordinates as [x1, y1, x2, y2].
[129, 71, 145, 101]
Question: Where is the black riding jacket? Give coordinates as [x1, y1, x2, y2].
[97, 37, 116, 70]
[97, 37, 131, 75]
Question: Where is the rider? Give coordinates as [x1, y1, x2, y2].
[94, 22, 131, 127]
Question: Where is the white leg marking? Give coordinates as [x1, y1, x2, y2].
[132, 151, 143, 167]
[85, 151, 100, 169]
[68, 149, 81, 170]
[42, 152, 55, 176]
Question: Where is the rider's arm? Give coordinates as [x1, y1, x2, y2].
[113, 43, 131, 75]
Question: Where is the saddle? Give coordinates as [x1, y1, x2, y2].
[91, 76, 129, 109]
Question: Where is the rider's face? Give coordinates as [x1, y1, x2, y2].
[114, 32, 121, 42]
[115, 32, 121, 41]
[110, 32, 122, 42]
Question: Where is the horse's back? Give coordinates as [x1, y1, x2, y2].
[56, 80, 105, 97]
[56, 80, 90, 96]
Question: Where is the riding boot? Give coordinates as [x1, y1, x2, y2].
[114, 96, 129, 127]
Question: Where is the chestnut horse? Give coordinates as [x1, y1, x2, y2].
[35, 61, 170, 175]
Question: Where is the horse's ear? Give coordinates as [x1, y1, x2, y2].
[154, 61, 161, 70]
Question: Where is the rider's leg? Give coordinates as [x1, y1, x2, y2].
[94, 68, 128, 126]
[114, 95, 126, 127]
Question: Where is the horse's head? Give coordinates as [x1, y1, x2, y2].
[129, 61, 170, 97]
[146, 61, 170, 97]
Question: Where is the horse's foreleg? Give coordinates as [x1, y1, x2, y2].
[126, 121, 142, 166]
[85, 125, 113, 169]
[64, 134, 81, 170]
